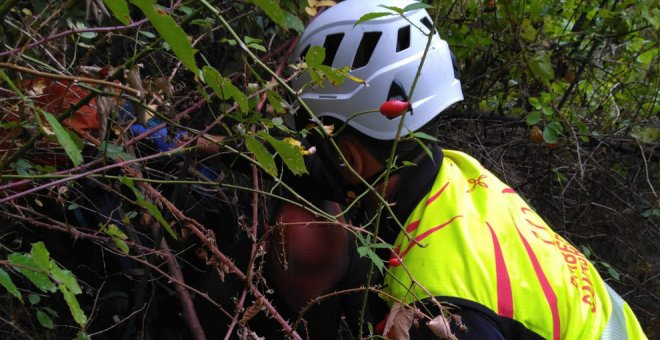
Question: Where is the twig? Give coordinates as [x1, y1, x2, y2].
[636, 140, 658, 200]
[159, 234, 207, 340]
[0, 62, 139, 95]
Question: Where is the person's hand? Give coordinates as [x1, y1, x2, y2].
[267, 202, 348, 312]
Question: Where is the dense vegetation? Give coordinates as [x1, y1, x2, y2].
[0, 0, 657, 339]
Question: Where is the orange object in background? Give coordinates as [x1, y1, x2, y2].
[21, 77, 100, 130]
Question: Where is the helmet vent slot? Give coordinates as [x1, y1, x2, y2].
[420, 17, 433, 31]
[396, 26, 411, 52]
[420, 17, 438, 35]
[352, 31, 382, 69]
[387, 80, 408, 102]
[322, 33, 344, 66]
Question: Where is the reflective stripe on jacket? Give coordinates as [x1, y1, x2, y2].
[383, 149, 646, 339]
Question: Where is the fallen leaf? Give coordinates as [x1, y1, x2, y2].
[383, 302, 416, 340]
[427, 314, 458, 340]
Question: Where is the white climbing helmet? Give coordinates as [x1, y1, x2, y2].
[291, 0, 463, 140]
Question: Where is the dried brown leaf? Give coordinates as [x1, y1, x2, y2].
[96, 95, 116, 140]
[427, 315, 458, 340]
[239, 299, 264, 325]
[125, 65, 147, 125]
[383, 302, 415, 340]
[152, 77, 174, 97]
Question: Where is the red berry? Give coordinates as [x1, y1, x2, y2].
[388, 257, 401, 267]
[379, 100, 409, 119]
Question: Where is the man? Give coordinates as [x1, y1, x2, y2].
[290, 0, 647, 339]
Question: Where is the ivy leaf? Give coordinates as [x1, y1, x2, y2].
[131, 0, 199, 75]
[247, 0, 288, 30]
[41, 110, 83, 166]
[36, 309, 55, 329]
[202, 66, 249, 113]
[8, 253, 57, 293]
[245, 135, 278, 177]
[30, 242, 51, 272]
[258, 132, 308, 176]
[354, 12, 392, 27]
[103, 0, 132, 25]
[0, 268, 23, 303]
[59, 284, 87, 326]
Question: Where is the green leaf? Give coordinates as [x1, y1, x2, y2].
[103, 0, 132, 25]
[0, 268, 23, 303]
[202, 66, 249, 113]
[36, 309, 54, 329]
[543, 126, 558, 143]
[284, 12, 305, 33]
[41, 110, 83, 166]
[520, 18, 538, 41]
[140, 198, 178, 239]
[379, 5, 404, 14]
[28, 293, 41, 305]
[103, 224, 129, 254]
[266, 91, 286, 114]
[526, 111, 541, 125]
[305, 46, 325, 68]
[354, 12, 392, 27]
[59, 284, 87, 326]
[8, 253, 57, 293]
[641, 208, 660, 218]
[632, 127, 660, 143]
[528, 51, 555, 83]
[100, 142, 135, 160]
[547, 121, 563, 133]
[601, 262, 621, 281]
[131, 0, 199, 75]
[403, 3, 433, 12]
[412, 131, 438, 142]
[245, 136, 278, 177]
[258, 132, 308, 176]
[541, 106, 554, 117]
[30, 242, 50, 272]
[77, 331, 91, 340]
[247, 0, 288, 29]
[528, 97, 541, 109]
[49, 262, 82, 295]
[119, 177, 179, 240]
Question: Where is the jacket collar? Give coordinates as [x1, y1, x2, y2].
[380, 145, 443, 244]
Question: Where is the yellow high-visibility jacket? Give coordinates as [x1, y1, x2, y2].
[383, 150, 646, 339]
